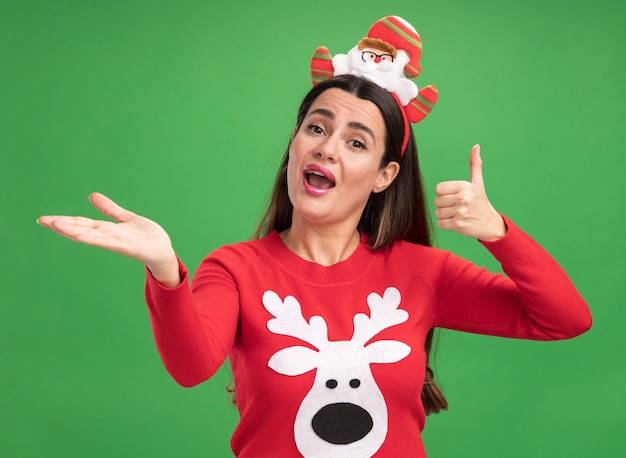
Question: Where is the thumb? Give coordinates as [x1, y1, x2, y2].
[469, 144, 484, 188]
[89, 192, 134, 223]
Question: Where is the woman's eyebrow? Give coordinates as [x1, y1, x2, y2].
[308, 108, 376, 144]
[348, 121, 375, 145]
[308, 108, 334, 119]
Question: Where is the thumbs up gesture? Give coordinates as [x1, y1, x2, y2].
[434, 145, 507, 241]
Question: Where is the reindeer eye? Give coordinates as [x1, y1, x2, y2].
[325, 379, 338, 389]
[350, 379, 361, 388]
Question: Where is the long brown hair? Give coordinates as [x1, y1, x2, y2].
[253, 74, 447, 415]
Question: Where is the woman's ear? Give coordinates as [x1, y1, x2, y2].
[373, 161, 400, 193]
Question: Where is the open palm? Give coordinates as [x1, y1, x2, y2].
[38, 192, 178, 283]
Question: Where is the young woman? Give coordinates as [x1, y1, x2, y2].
[37, 16, 591, 458]
[37, 73, 591, 457]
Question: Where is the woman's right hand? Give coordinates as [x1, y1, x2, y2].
[37, 192, 181, 287]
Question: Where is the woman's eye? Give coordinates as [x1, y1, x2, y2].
[307, 124, 324, 135]
[350, 139, 366, 150]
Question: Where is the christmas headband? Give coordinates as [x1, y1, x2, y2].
[310, 15, 438, 156]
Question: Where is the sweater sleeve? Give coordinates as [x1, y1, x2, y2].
[434, 215, 592, 340]
[144, 255, 240, 387]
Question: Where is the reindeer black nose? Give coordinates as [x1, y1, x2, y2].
[311, 402, 373, 444]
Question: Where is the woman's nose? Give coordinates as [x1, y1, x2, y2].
[315, 138, 338, 161]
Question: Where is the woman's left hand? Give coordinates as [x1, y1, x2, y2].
[434, 144, 507, 242]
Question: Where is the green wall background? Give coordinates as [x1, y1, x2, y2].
[2, 0, 624, 456]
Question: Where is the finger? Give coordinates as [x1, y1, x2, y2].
[434, 206, 456, 220]
[46, 217, 134, 253]
[469, 144, 484, 188]
[37, 215, 99, 231]
[45, 216, 111, 240]
[433, 194, 457, 209]
[37, 215, 97, 227]
[40, 217, 96, 242]
[435, 180, 466, 196]
[89, 192, 134, 223]
[37, 215, 55, 226]
[436, 216, 461, 232]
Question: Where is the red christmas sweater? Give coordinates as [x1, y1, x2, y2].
[144, 215, 591, 457]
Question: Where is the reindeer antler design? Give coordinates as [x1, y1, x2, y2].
[262, 290, 329, 350]
[352, 287, 408, 346]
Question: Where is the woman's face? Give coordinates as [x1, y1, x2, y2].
[287, 88, 399, 230]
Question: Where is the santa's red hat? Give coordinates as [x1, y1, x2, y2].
[367, 15, 423, 78]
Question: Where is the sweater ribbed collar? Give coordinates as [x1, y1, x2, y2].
[259, 230, 376, 286]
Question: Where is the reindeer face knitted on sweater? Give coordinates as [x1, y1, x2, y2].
[310, 15, 438, 153]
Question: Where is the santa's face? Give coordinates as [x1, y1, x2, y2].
[348, 46, 394, 74]
[347, 45, 410, 89]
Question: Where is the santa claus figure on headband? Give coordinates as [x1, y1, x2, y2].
[332, 32, 418, 106]
[310, 15, 438, 124]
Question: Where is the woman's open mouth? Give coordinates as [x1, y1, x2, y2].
[303, 164, 336, 195]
